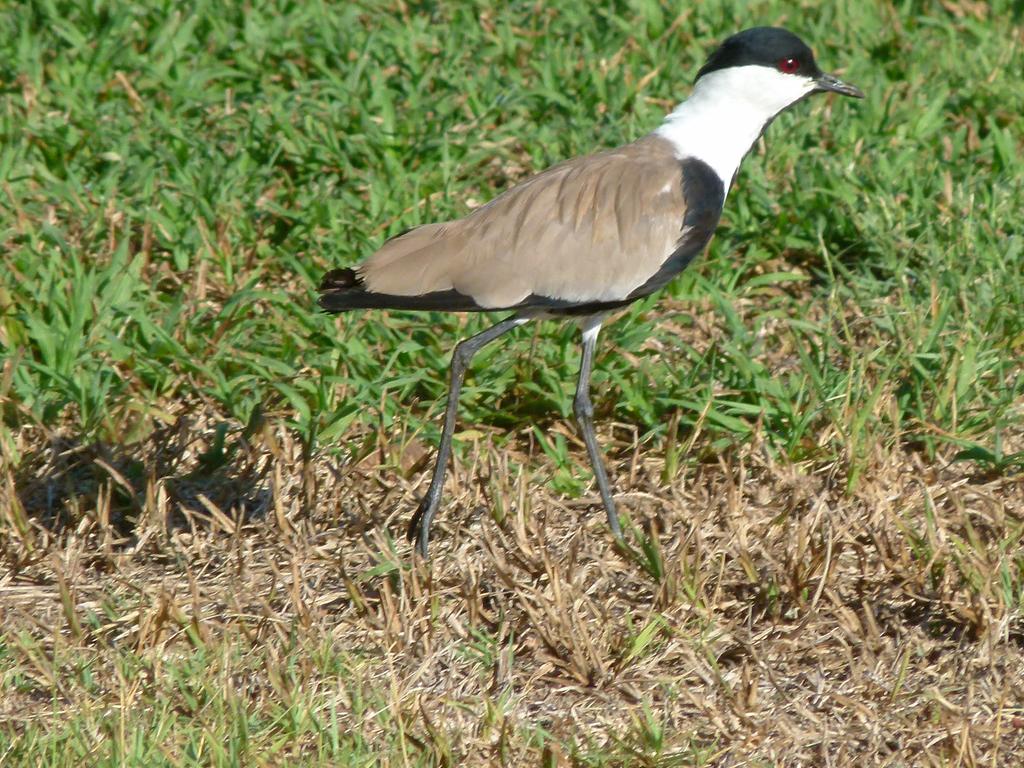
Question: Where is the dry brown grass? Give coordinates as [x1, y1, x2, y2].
[2, 399, 1023, 765]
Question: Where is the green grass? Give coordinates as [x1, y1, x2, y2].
[2, 0, 1023, 764]
[2, 0, 1020, 469]
[1, 630, 435, 766]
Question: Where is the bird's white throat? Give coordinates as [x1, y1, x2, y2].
[654, 65, 817, 191]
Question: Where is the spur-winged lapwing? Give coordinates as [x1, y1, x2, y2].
[320, 27, 863, 557]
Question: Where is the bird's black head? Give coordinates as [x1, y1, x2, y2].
[696, 27, 864, 99]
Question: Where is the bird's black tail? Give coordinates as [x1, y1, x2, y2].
[317, 268, 369, 312]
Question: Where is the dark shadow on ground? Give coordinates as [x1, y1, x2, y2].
[10, 414, 277, 545]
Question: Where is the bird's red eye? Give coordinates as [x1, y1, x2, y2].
[778, 57, 800, 74]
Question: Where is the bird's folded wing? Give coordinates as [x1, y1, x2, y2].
[357, 135, 705, 311]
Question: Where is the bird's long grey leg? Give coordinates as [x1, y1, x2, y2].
[573, 317, 622, 539]
[408, 314, 530, 557]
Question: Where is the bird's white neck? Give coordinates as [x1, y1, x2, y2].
[653, 65, 816, 191]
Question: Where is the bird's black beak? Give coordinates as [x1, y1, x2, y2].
[814, 72, 864, 99]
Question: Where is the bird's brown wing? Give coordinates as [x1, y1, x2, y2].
[328, 135, 720, 313]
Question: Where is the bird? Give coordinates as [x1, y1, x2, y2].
[319, 27, 863, 557]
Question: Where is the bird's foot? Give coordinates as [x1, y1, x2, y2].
[605, 505, 623, 541]
[406, 497, 433, 558]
